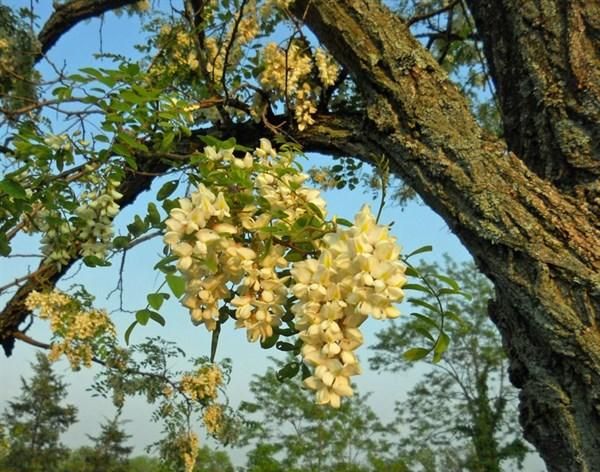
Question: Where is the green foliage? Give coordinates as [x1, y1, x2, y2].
[370, 257, 531, 471]
[0, 353, 78, 472]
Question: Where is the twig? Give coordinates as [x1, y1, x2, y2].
[407, 0, 460, 27]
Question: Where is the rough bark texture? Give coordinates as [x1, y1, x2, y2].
[289, 1, 600, 471]
[466, 0, 600, 206]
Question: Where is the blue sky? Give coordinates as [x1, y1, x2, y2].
[0, 2, 545, 469]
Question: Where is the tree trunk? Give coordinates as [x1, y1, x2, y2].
[290, 1, 600, 471]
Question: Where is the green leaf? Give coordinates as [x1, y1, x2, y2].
[432, 273, 461, 291]
[127, 215, 146, 237]
[118, 131, 148, 152]
[409, 298, 440, 313]
[136, 309, 151, 325]
[146, 202, 161, 225]
[275, 341, 296, 352]
[260, 333, 279, 349]
[154, 255, 178, 272]
[165, 274, 186, 298]
[275, 327, 298, 337]
[276, 361, 300, 381]
[124, 321, 137, 345]
[112, 235, 130, 249]
[307, 202, 324, 219]
[147, 292, 168, 310]
[403, 347, 431, 362]
[157, 180, 178, 200]
[403, 283, 432, 294]
[335, 217, 353, 227]
[160, 131, 175, 152]
[0, 233, 11, 256]
[414, 326, 435, 342]
[82, 255, 111, 267]
[432, 332, 450, 363]
[405, 266, 419, 277]
[410, 313, 439, 328]
[301, 363, 312, 380]
[0, 179, 27, 199]
[405, 245, 433, 258]
[284, 250, 305, 262]
[148, 310, 166, 327]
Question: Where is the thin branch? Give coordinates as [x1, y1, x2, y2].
[407, 0, 461, 27]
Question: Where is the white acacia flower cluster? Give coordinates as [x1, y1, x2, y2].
[164, 139, 326, 341]
[164, 140, 406, 407]
[314, 48, 340, 87]
[25, 290, 116, 370]
[178, 431, 199, 472]
[291, 205, 407, 407]
[179, 364, 223, 402]
[43, 133, 72, 152]
[75, 179, 122, 258]
[259, 42, 340, 130]
[37, 179, 122, 266]
[260, 42, 316, 131]
[202, 403, 224, 435]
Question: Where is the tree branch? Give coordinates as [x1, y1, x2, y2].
[37, 0, 141, 62]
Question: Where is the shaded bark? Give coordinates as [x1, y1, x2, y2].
[288, 1, 600, 471]
[466, 0, 600, 206]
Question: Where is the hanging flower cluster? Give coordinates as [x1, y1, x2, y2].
[163, 139, 406, 407]
[202, 403, 224, 435]
[292, 206, 407, 407]
[164, 139, 326, 341]
[177, 431, 199, 472]
[25, 290, 116, 370]
[258, 42, 339, 130]
[259, 42, 316, 130]
[36, 178, 122, 267]
[75, 178, 122, 258]
[179, 364, 224, 402]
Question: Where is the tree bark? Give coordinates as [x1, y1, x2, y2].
[289, 1, 600, 471]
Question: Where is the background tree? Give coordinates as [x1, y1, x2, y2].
[86, 414, 133, 472]
[239, 357, 396, 472]
[0, 352, 78, 472]
[58, 413, 133, 472]
[194, 445, 235, 472]
[0, 1, 598, 470]
[371, 258, 531, 472]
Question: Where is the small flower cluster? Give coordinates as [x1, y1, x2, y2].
[177, 431, 199, 472]
[202, 404, 224, 435]
[260, 42, 317, 130]
[44, 133, 72, 152]
[25, 290, 116, 370]
[314, 48, 340, 87]
[75, 179, 122, 258]
[179, 364, 223, 402]
[154, 25, 200, 75]
[164, 139, 326, 341]
[291, 206, 407, 407]
[37, 179, 122, 266]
